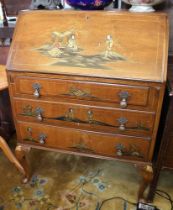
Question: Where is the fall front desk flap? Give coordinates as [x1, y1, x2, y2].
[6, 10, 168, 82]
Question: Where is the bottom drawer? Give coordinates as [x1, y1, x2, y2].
[18, 122, 150, 161]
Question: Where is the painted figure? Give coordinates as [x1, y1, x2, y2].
[67, 34, 78, 51]
[36, 31, 126, 68]
[104, 34, 113, 58]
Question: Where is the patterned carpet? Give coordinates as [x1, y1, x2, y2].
[0, 139, 173, 210]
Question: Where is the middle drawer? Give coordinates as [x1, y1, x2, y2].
[14, 98, 155, 137]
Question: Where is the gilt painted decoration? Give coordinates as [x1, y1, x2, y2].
[20, 105, 150, 132]
[8, 11, 167, 82]
[35, 31, 126, 70]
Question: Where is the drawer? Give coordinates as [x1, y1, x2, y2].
[18, 121, 150, 161]
[14, 98, 155, 137]
[13, 76, 150, 108]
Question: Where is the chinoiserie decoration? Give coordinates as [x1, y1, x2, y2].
[35, 31, 126, 70]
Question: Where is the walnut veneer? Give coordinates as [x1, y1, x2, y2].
[6, 10, 168, 200]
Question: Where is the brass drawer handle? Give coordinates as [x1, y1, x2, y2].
[24, 127, 47, 144]
[87, 110, 94, 123]
[117, 117, 128, 131]
[116, 143, 125, 156]
[116, 143, 144, 158]
[119, 91, 129, 108]
[32, 83, 41, 98]
[38, 133, 47, 144]
[35, 107, 43, 121]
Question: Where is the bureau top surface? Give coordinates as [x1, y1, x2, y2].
[6, 10, 168, 82]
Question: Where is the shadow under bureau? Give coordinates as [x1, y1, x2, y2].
[6, 10, 168, 200]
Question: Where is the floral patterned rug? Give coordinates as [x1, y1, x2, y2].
[1, 170, 136, 210]
[0, 146, 172, 210]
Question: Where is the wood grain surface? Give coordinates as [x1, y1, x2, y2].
[7, 10, 168, 82]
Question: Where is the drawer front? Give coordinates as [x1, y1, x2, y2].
[14, 99, 155, 136]
[14, 76, 150, 108]
[18, 122, 150, 161]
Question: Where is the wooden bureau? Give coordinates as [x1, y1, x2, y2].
[6, 10, 168, 200]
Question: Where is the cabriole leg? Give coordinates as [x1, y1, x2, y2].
[138, 164, 153, 201]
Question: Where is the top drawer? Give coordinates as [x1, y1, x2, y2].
[13, 76, 151, 108]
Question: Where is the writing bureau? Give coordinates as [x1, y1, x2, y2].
[6, 10, 168, 200]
